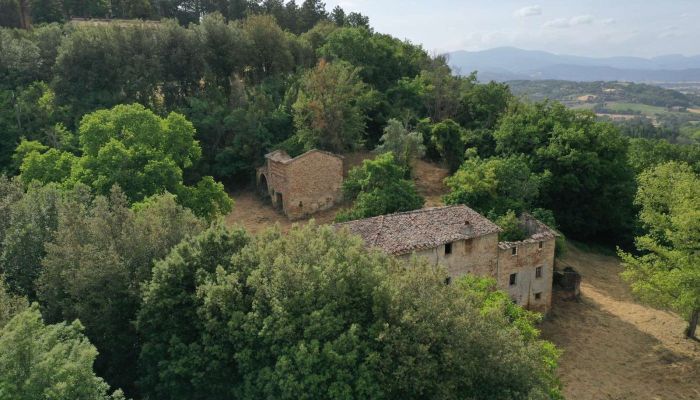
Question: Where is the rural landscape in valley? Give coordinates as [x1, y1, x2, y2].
[0, 1, 698, 399]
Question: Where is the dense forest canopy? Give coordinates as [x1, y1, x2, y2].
[1, 1, 699, 398]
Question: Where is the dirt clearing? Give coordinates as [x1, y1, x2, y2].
[540, 244, 700, 400]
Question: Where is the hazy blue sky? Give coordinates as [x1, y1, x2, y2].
[323, 0, 699, 58]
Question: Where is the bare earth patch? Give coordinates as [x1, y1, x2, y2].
[540, 245, 700, 400]
[412, 159, 449, 207]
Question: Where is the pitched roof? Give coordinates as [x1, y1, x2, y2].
[264, 149, 343, 164]
[333, 205, 502, 255]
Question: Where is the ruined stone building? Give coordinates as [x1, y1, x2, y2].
[257, 149, 344, 220]
[334, 205, 558, 313]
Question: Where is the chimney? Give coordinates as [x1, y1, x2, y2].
[462, 220, 473, 236]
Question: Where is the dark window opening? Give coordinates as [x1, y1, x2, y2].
[536, 266, 543, 278]
[509, 273, 517, 286]
[445, 242, 452, 255]
[511, 247, 517, 256]
[538, 241, 543, 249]
[298, 201, 303, 208]
[535, 292, 542, 300]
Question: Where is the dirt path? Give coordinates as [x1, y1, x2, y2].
[540, 245, 700, 400]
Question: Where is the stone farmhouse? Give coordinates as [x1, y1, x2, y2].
[257, 149, 344, 220]
[334, 205, 558, 314]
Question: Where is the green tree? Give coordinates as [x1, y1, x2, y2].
[627, 138, 700, 174]
[430, 118, 465, 172]
[0, 280, 26, 328]
[37, 188, 205, 396]
[0, 174, 24, 247]
[335, 152, 424, 222]
[0, 304, 124, 400]
[493, 210, 527, 242]
[293, 59, 369, 152]
[494, 101, 636, 243]
[444, 154, 544, 216]
[0, 182, 65, 298]
[242, 14, 294, 82]
[619, 162, 700, 338]
[196, 13, 250, 96]
[139, 222, 561, 400]
[417, 56, 462, 122]
[137, 224, 251, 400]
[17, 104, 233, 220]
[374, 118, 425, 169]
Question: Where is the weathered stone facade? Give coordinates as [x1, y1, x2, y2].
[398, 233, 499, 279]
[497, 215, 557, 314]
[334, 206, 558, 314]
[257, 149, 343, 220]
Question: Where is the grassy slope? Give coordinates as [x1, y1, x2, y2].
[540, 243, 700, 399]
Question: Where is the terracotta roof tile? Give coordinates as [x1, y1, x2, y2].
[333, 205, 502, 255]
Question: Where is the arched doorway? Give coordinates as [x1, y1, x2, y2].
[258, 173, 269, 196]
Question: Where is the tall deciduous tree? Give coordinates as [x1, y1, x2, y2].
[18, 103, 232, 220]
[0, 182, 65, 299]
[374, 118, 425, 169]
[293, 59, 369, 152]
[37, 187, 204, 396]
[0, 304, 125, 400]
[430, 118, 465, 172]
[443, 154, 546, 217]
[494, 101, 636, 243]
[619, 162, 700, 339]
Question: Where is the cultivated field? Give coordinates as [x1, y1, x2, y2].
[225, 158, 700, 399]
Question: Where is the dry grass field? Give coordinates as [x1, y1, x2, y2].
[540, 245, 700, 400]
[225, 157, 700, 399]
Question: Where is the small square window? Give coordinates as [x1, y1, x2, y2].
[511, 247, 517, 256]
[535, 292, 542, 300]
[445, 242, 452, 255]
[538, 241, 543, 250]
[536, 266, 543, 278]
[509, 273, 517, 286]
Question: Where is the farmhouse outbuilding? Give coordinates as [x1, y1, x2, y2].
[257, 149, 344, 220]
[334, 206, 558, 314]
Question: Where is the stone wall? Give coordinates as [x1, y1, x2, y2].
[281, 151, 343, 219]
[497, 238, 555, 314]
[399, 232, 499, 279]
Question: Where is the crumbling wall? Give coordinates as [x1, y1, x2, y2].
[497, 238, 555, 314]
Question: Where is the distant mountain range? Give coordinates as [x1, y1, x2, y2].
[448, 47, 700, 83]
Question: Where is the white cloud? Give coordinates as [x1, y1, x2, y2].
[543, 18, 570, 28]
[514, 5, 542, 18]
[544, 15, 595, 29]
[601, 18, 616, 25]
[570, 15, 594, 25]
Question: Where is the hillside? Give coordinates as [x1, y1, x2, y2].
[449, 47, 700, 82]
[541, 244, 700, 399]
[508, 80, 700, 143]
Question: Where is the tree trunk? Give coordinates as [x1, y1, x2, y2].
[18, 0, 31, 29]
[687, 309, 699, 340]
